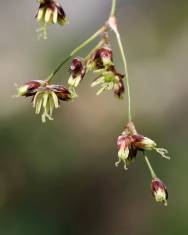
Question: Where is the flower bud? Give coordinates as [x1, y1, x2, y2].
[133, 135, 156, 151]
[116, 132, 135, 170]
[92, 47, 113, 70]
[68, 58, 86, 88]
[151, 178, 168, 206]
[47, 84, 71, 101]
[17, 80, 45, 97]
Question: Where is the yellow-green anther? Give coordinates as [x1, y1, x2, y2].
[49, 96, 55, 116]
[37, 8, 44, 22]
[45, 8, 53, 23]
[53, 8, 58, 24]
[43, 92, 49, 108]
[35, 96, 42, 114]
[33, 91, 41, 108]
[51, 91, 59, 109]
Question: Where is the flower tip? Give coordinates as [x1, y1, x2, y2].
[17, 85, 28, 97]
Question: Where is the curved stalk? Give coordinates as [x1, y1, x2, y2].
[47, 26, 106, 83]
[145, 156, 157, 179]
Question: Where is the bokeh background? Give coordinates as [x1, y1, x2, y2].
[0, 0, 187, 234]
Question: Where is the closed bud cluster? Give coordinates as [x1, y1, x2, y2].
[17, 80, 71, 122]
[36, 0, 68, 26]
[68, 57, 86, 88]
[151, 178, 168, 206]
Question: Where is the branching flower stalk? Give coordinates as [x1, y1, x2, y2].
[16, 0, 171, 206]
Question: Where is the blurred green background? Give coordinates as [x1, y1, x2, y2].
[0, 0, 187, 234]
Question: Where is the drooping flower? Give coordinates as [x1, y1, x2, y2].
[17, 81, 71, 122]
[116, 129, 136, 170]
[68, 57, 86, 88]
[36, 0, 67, 25]
[151, 178, 168, 206]
[36, 0, 68, 39]
[115, 122, 170, 170]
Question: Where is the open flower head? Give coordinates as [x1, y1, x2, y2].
[33, 85, 71, 122]
[68, 57, 86, 88]
[17, 81, 71, 122]
[151, 178, 168, 206]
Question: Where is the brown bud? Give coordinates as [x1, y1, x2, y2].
[17, 80, 45, 97]
[47, 85, 71, 101]
[133, 135, 157, 151]
[92, 47, 113, 70]
[70, 58, 86, 79]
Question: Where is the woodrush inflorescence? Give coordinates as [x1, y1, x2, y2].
[16, 0, 170, 206]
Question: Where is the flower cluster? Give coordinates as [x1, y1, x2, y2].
[16, 0, 171, 207]
[89, 47, 125, 98]
[17, 80, 71, 122]
[116, 122, 170, 170]
[116, 121, 170, 205]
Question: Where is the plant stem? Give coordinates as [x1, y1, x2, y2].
[47, 26, 106, 83]
[108, 0, 132, 121]
[113, 29, 132, 122]
[110, 0, 117, 17]
[145, 156, 157, 179]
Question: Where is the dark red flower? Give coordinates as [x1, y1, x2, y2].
[68, 58, 86, 87]
[91, 47, 113, 70]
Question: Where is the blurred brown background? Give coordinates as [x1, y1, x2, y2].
[0, 0, 187, 234]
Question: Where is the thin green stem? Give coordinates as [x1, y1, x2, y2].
[47, 26, 106, 83]
[145, 156, 157, 179]
[113, 29, 132, 121]
[110, 0, 117, 17]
